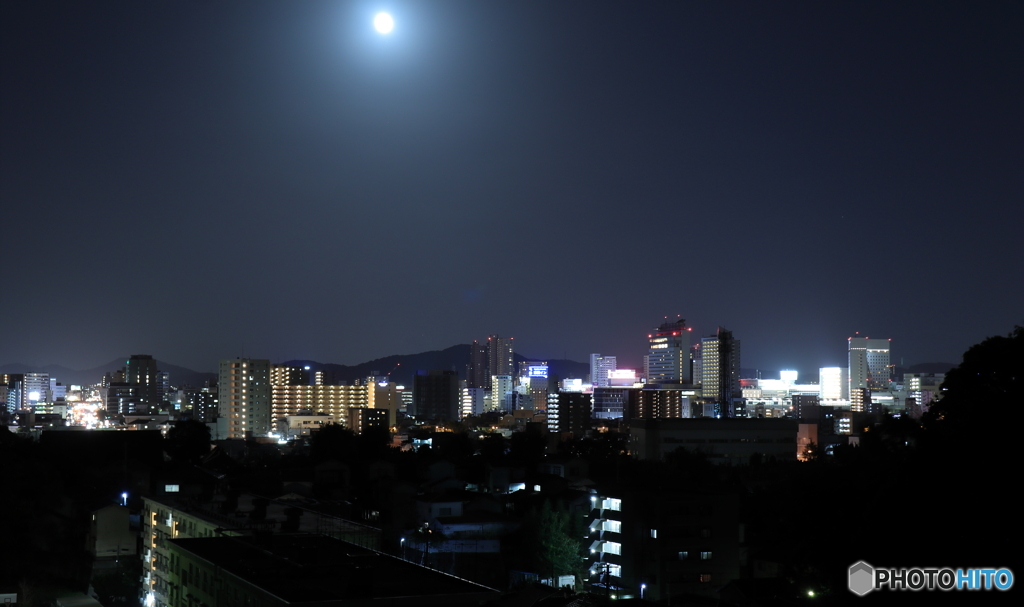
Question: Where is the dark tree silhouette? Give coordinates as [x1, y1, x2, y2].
[164, 419, 211, 464]
[922, 325, 1023, 449]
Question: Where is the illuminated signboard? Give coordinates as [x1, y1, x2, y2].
[528, 365, 548, 378]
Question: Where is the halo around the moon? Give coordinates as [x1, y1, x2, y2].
[374, 12, 394, 34]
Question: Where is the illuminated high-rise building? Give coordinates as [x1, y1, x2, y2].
[219, 358, 271, 439]
[490, 375, 513, 412]
[848, 336, 891, 392]
[488, 335, 514, 380]
[519, 362, 550, 412]
[21, 372, 50, 412]
[647, 318, 691, 384]
[467, 335, 514, 391]
[461, 387, 487, 419]
[590, 354, 617, 388]
[700, 328, 742, 417]
[467, 341, 490, 389]
[819, 367, 849, 401]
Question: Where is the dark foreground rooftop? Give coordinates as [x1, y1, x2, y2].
[170, 533, 498, 606]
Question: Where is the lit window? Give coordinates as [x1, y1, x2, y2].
[650, 529, 657, 539]
[165, 484, 180, 493]
[701, 551, 712, 560]
[699, 573, 712, 583]
[604, 541, 621, 555]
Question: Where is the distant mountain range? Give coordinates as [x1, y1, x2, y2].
[282, 344, 591, 387]
[0, 359, 218, 389]
[0, 346, 592, 389]
[0, 351, 955, 389]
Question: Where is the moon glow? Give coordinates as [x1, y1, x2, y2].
[374, 12, 394, 34]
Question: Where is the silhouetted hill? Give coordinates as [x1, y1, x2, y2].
[3, 347, 592, 389]
[284, 346, 591, 386]
[0, 359, 216, 388]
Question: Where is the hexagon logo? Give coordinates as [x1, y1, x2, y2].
[849, 561, 875, 596]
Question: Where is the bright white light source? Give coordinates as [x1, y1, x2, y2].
[374, 12, 394, 34]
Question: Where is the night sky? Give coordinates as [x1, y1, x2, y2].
[2, 1, 1022, 378]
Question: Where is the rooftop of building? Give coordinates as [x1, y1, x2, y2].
[169, 534, 497, 603]
[144, 491, 378, 539]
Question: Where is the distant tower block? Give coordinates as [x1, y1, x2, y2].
[647, 318, 691, 384]
[848, 336, 891, 391]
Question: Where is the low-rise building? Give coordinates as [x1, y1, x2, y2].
[587, 488, 741, 601]
[166, 534, 498, 607]
[630, 418, 797, 464]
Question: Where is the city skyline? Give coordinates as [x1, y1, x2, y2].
[0, 327, 962, 386]
[3, 1, 1021, 378]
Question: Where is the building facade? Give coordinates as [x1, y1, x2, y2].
[587, 488, 741, 601]
[412, 370, 459, 421]
[270, 384, 369, 433]
[590, 354, 617, 388]
[646, 319, 691, 384]
[218, 358, 271, 439]
[699, 328, 741, 418]
[848, 336, 891, 392]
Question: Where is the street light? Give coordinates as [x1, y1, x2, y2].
[641, 583, 646, 599]
[400, 537, 405, 560]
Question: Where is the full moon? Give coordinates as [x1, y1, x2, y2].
[374, 12, 394, 34]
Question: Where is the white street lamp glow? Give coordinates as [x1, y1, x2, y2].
[374, 12, 394, 34]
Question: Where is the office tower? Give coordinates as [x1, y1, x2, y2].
[819, 367, 849, 400]
[21, 372, 50, 411]
[218, 358, 271, 439]
[519, 362, 550, 412]
[700, 328, 741, 417]
[848, 336, 891, 391]
[490, 375, 513, 412]
[368, 380, 400, 426]
[590, 354, 617, 388]
[173, 381, 219, 422]
[395, 384, 412, 413]
[593, 386, 633, 420]
[487, 335, 514, 380]
[466, 341, 490, 389]
[466, 335, 514, 391]
[48, 379, 67, 402]
[412, 370, 459, 421]
[124, 355, 160, 406]
[647, 318, 691, 384]
[155, 371, 170, 404]
[4, 374, 24, 412]
[461, 387, 487, 419]
[691, 346, 703, 387]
